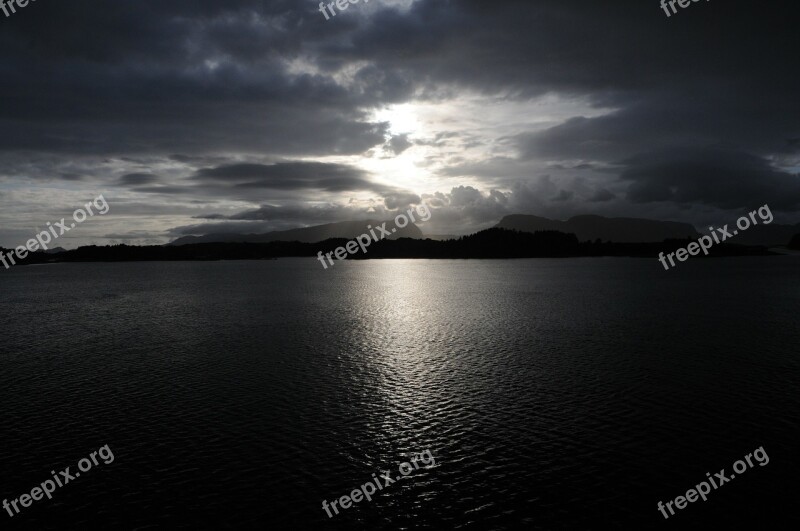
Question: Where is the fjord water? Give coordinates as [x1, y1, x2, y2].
[1, 258, 798, 529]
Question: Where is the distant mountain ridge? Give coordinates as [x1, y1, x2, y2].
[170, 219, 422, 246]
[496, 214, 699, 243]
[496, 214, 800, 246]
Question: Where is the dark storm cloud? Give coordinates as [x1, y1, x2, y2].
[3, 0, 797, 160]
[589, 189, 616, 203]
[621, 148, 800, 210]
[351, 0, 795, 97]
[193, 162, 400, 194]
[384, 191, 422, 209]
[2, 0, 797, 156]
[134, 186, 190, 195]
[552, 190, 574, 202]
[385, 134, 413, 156]
[516, 92, 800, 163]
[118, 173, 160, 186]
[0, 0, 396, 156]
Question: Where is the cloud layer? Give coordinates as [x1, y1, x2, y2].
[0, 0, 797, 245]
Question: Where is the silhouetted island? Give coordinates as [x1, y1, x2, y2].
[1, 228, 779, 268]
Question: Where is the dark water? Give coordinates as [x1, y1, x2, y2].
[1, 257, 798, 530]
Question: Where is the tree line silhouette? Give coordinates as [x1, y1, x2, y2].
[1, 228, 780, 267]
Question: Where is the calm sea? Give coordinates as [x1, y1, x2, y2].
[1, 257, 798, 529]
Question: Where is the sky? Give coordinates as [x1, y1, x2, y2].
[0, 0, 798, 248]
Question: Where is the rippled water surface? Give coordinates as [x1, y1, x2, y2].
[1, 258, 799, 529]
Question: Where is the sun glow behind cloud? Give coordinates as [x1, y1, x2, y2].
[356, 95, 614, 198]
[374, 104, 425, 136]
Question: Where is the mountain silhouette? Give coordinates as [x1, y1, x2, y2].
[496, 214, 699, 243]
[170, 219, 422, 246]
[728, 223, 800, 247]
[496, 214, 800, 247]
